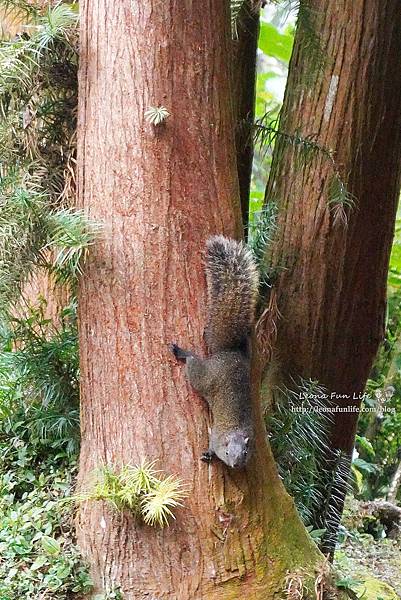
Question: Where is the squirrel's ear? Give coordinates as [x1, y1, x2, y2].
[244, 437, 249, 446]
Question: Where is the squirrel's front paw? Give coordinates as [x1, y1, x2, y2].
[201, 450, 214, 463]
[169, 343, 192, 361]
[169, 343, 180, 357]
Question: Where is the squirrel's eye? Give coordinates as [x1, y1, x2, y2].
[225, 450, 229, 456]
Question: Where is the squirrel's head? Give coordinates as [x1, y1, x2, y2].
[219, 431, 251, 469]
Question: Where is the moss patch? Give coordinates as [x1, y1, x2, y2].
[354, 574, 399, 600]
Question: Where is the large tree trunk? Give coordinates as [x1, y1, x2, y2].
[265, 0, 401, 552]
[76, 1, 323, 598]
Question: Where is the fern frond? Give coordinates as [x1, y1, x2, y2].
[268, 377, 334, 525]
[69, 463, 187, 528]
[247, 201, 277, 295]
[253, 114, 354, 221]
[141, 476, 186, 528]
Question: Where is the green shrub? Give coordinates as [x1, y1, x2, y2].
[0, 426, 92, 598]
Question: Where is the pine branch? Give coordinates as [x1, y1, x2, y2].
[268, 377, 334, 526]
[247, 201, 277, 295]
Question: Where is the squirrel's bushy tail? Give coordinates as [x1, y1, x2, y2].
[204, 236, 259, 353]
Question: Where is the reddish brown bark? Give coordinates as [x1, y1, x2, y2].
[265, 0, 401, 551]
[76, 1, 322, 598]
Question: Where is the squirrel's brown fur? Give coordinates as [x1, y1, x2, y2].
[170, 236, 259, 469]
[204, 236, 259, 353]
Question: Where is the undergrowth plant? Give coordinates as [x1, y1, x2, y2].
[267, 377, 353, 549]
[0, 408, 92, 598]
[0, 3, 95, 597]
[71, 462, 187, 528]
[267, 378, 333, 525]
[0, 297, 80, 452]
[0, 0, 95, 450]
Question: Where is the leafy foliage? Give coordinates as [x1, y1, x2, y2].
[0, 7, 91, 595]
[0, 414, 91, 598]
[335, 497, 401, 598]
[0, 298, 80, 453]
[0, 1, 97, 313]
[0, 1, 95, 450]
[71, 462, 187, 529]
[0, 181, 98, 317]
[0, 2, 78, 195]
[258, 20, 293, 63]
[268, 379, 332, 524]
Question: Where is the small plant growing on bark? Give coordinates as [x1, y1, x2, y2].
[144, 106, 170, 126]
[70, 461, 187, 528]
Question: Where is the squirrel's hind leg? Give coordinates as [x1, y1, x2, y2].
[170, 344, 210, 399]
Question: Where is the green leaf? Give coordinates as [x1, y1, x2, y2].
[309, 528, 326, 539]
[355, 435, 375, 458]
[259, 22, 293, 63]
[30, 554, 48, 571]
[41, 535, 61, 556]
[352, 457, 379, 474]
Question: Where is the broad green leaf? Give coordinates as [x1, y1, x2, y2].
[41, 535, 61, 556]
[259, 22, 293, 63]
[30, 555, 48, 571]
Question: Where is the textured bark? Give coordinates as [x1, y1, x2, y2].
[76, 1, 322, 598]
[22, 272, 70, 327]
[265, 0, 401, 550]
[232, 2, 259, 232]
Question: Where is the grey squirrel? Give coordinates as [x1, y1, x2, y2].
[170, 236, 259, 469]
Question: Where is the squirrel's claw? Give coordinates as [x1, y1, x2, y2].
[169, 342, 179, 356]
[201, 450, 214, 463]
[170, 343, 193, 362]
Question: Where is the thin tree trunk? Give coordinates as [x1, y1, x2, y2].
[76, 1, 323, 598]
[388, 460, 401, 504]
[22, 271, 70, 328]
[232, 1, 259, 231]
[265, 0, 401, 553]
